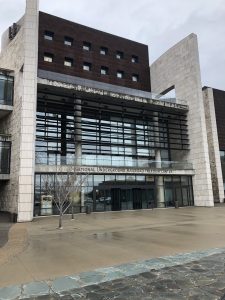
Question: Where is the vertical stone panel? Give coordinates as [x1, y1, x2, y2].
[17, 0, 39, 222]
[203, 87, 224, 203]
[151, 34, 214, 206]
[0, 0, 39, 221]
[0, 27, 24, 214]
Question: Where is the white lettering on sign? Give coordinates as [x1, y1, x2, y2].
[72, 166, 173, 175]
[38, 78, 188, 110]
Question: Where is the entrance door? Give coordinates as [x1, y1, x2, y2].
[132, 188, 142, 209]
[145, 188, 155, 208]
[111, 188, 121, 211]
[164, 188, 174, 207]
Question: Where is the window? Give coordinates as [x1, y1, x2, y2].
[220, 150, 225, 162]
[83, 62, 92, 71]
[100, 47, 108, 55]
[117, 71, 124, 79]
[44, 53, 54, 63]
[116, 51, 124, 59]
[101, 66, 109, 75]
[64, 58, 73, 67]
[64, 37, 73, 46]
[0, 72, 14, 105]
[83, 42, 91, 51]
[132, 74, 139, 82]
[44, 31, 54, 41]
[131, 55, 138, 63]
[0, 140, 11, 174]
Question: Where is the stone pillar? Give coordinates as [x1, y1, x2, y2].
[203, 87, 224, 203]
[0, 0, 39, 220]
[151, 34, 214, 207]
[17, 0, 39, 221]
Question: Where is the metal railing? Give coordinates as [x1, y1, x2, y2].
[36, 155, 193, 170]
[149, 92, 187, 106]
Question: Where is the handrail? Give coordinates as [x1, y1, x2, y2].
[36, 155, 193, 170]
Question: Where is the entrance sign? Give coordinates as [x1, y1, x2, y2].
[36, 164, 195, 176]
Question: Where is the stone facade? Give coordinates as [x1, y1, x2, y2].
[203, 87, 224, 203]
[0, 3, 222, 220]
[151, 34, 214, 206]
[0, 0, 39, 221]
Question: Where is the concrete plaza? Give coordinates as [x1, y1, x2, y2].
[1, 206, 225, 289]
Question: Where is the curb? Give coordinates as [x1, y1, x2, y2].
[0, 247, 224, 299]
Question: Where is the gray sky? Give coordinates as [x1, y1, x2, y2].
[0, 0, 224, 90]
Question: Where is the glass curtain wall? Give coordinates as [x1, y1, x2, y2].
[36, 91, 189, 167]
[34, 174, 194, 216]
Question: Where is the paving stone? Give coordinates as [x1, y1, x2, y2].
[58, 295, 75, 300]
[52, 277, 81, 293]
[0, 285, 21, 300]
[78, 271, 106, 286]
[3, 249, 225, 299]
[22, 281, 50, 298]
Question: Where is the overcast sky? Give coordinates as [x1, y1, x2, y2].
[0, 0, 224, 90]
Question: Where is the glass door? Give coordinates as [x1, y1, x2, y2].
[111, 188, 121, 211]
[132, 188, 142, 209]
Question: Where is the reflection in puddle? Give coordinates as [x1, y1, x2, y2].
[92, 231, 123, 241]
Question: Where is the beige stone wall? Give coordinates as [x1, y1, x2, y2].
[0, 0, 39, 221]
[0, 25, 24, 214]
[203, 87, 224, 203]
[151, 34, 214, 206]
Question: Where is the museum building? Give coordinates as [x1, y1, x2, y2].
[0, 0, 224, 222]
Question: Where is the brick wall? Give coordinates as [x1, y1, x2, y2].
[38, 12, 151, 92]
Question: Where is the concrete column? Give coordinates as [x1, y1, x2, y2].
[61, 114, 67, 165]
[74, 98, 82, 165]
[81, 188, 85, 207]
[155, 150, 165, 208]
[131, 122, 137, 167]
[153, 112, 165, 207]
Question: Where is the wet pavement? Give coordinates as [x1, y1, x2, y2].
[1, 208, 225, 299]
[0, 212, 12, 247]
[0, 248, 225, 299]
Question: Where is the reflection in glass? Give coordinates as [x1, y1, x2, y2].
[34, 174, 194, 215]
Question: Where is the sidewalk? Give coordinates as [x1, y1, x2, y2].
[0, 248, 225, 299]
[0, 207, 225, 297]
[0, 212, 12, 247]
[0, 219, 28, 267]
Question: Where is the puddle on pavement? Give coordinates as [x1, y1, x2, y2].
[92, 231, 123, 241]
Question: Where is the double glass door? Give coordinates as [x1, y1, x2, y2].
[93, 185, 155, 212]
